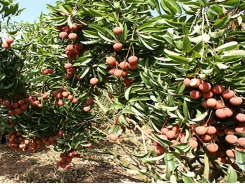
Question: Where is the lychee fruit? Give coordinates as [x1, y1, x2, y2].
[226, 149, 235, 158]
[212, 85, 224, 94]
[199, 82, 211, 92]
[215, 109, 227, 119]
[230, 96, 243, 106]
[206, 143, 219, 153]
[166, 130, 176, 139]
[224, 127, 234, 135]
[225, 134, 238, 144]
[90, 78, 99, 85]
[201, 134, 213, 142]
[183, 78, 191, 87]
[206, 98, 217, 108]
[236, 113, 245, 123]
[207, 126, 217, 135]
[68, 33, 77, 40]
[195, 126, 208, 135]
[161, 128, 169, 135]
[214, 100, 225, 109]
[189, 78, 201, 88]
[59, 32, 68, 39]
[202, 91, 213, 98]
[235, 124, 245, 134]
[189, 139, 198, 149]
[237, 137, 245, 147]
[222, 89, 235, 99]
[224, 107, 233, 117]
[109, 134, 119, 141]
[106, 56, 117, 66]
[113, 43, 123, 51]
[5, 37, 14, 44]
[128, 56, 138, 64]
[155, 145, 165, 156]
[190, 90, 202, 99]
[113, 27, 123, 35]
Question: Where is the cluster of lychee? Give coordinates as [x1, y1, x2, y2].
[1, 37, 14, 49]
[56, 151, 80, 170]
[145, 125, 198, 156]
[1, 93, 44, 120]
[58, 23, 84, 61]
[6, 130, 63, 153]
[184, 78, 243, 120]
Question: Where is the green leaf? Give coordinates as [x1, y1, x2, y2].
[125, 86, 132, 101]
[122, 23, 128, 42]
[221, 50, 245, 58]
[167, 55, 190, 64]
[215, 41, 238, 52]
[203, 154, 209, 180]
[226, 165, 237, 183]
[213, 16, 230, 28]
[183, 100, 189, 119]
[58, 3, 69, 15]
[182, 175, 194, 183]
[139, 36, 154, 50]
[78, 67, 90, 79]
[164, 0, 182, 15]
[97, 32, 114, 43]
[182, 36, 191, 53]
[118, 114, 129, 126]
[235, 150, 245, 171]
[191, 111, 208, 122]
[129, 97, 151, 103]
[164, 153, 176, 178]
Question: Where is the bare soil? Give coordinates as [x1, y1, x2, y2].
[0, 143, 140, 183]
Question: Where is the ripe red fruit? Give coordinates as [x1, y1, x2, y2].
[189, 139, 198, 149]
[235, 124, 245, 134]
[119, 61, 129, 70]
[83, 106, 91, 112]
[214, 100, 224, 109]
[59, 32, 68, 39]
[2, 42, 10, 49]
[161, 128, 169, 135]
[90, 78, 99, 85]
[106, 56, 117, 66]
[71, 98, 78, 104]
[189, 78, 201, 88]
[64, 63, 73, 69]
[236, 113, 245, 122]
[113, 27, 123, 35]
[222, 89, 235, 99]
[207, 126, 217, 135]
[202, 100, 208, 108]
[190, 90, 202, 99]
[86, 98, 94, 106]
[202, 91, 213, 98]
[62, 91, 69, 97]
[74, 43, 83, 50]
[66, 44, 74, 51]
[109, 134, 119, 141]
[155, 145, 165, 156]
[58, 100, 65, 106]
[224, 127, 234, 135]
[70, 24, 78, 31]
[47, 68, 54, 74]
[183, 78, 191, 87]
[206, 143, 219, 153]
[225, 134, 238, 144]
[195, 126, 208, 135]
[206, 98, 217, 108]
[172, 125, 180, 133]
[226, 149, 235, 158]
[68, 33, 77, 40]
[230, 96, 243, 106]
[166, 130, 176, 139]
[113, 69, 123, 78]
[128, 56, 138, 64]
[65, 165, 71, 170]
[113, 43, 123, 51]
[237, 137, 245, 147]
[145, 129, 152, 135]
[109, 68, 116, 75]
[128, 63, 138, 70]
[212, 85, 224, 94]
[62, 25, 71, 33]
[224, 107, 233, 117]
[199, 82, 211, 92]
[6, 37, 14, 44]
[201, 134, 213, 142]
[14, 108, 23, 115]
[215, 109, 227, 119]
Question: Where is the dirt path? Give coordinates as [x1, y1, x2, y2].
[0, 143, 140, 183]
